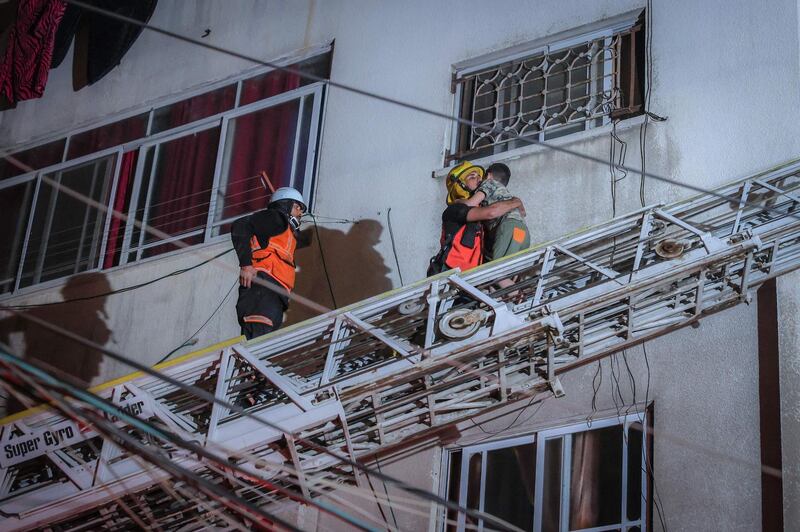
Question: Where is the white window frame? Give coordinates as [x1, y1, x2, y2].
[0, 47, 329, 296]
[448, 10, 642, 165]
[441, 412, 649, 532]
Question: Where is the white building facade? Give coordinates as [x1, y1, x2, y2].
[1, 0, 798, 529]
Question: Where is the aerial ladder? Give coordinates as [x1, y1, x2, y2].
[2, 159, 800, 530]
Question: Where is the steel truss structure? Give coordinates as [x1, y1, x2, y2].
[3, 159, 800, 530]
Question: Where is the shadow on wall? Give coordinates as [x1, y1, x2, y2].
[0, 272, 112, 415]
[286, 219, 393, 325]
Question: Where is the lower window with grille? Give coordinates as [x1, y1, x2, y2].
[441, 413, 650, 532]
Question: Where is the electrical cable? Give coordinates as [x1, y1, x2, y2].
[0, 366, 262, 530]
[1, 3, 795, 334]
[53, 0, 800, 227]
[3, 352, 478, 530]
[0, 5, 785, 527]
[587, 360, 603, 428]
[1, 357, 510, 532]
[0, 347, 379, 532]
[386, 207, 405, 287]
[0, 248, 233, 310]
[1, 308, 522, 532]
[374, 455, 400, 531]
[309, 213, 338, 308]
[156, 279, 238, 365]
[640, 341, 669, 532]
[638, 0, 668, 208]
[0, 369, 169, 530]
[467, 393, 547, 444]
[307, 213, 361, 224]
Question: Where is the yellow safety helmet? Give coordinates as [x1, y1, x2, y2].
[446, 161, 484, 205]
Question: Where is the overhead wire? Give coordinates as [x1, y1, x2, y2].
[1, 308, 524, 532]
[1, 0, 796, 323]
[0, 2, 788, 528]
[3, 266, 784, 528]
[0, 347, 377, 532]
[0, 247, 233, 310]
[1, 162, 566, 529]
[0, 361, 254, 531]
[0, 368, 164, 530]
[0, 176, 784, 528]
[1, 347, 520, 532]
[52, 0, 800, 225]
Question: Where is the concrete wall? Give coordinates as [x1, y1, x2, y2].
[778, 270, 800, 526]
[1, 0, 799, 528]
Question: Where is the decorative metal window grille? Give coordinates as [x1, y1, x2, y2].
[441, 413, 650, 532]
[448, 12, 644, 164]
[0, 50, 331, 295]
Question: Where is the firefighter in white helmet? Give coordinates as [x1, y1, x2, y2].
[231, 187, 306, 340]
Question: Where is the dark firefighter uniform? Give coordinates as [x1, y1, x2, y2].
[231, 209, 297, 340]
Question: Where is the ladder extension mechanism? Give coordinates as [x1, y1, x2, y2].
[3, 159, 800, 529]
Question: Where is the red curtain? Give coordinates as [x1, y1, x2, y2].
[0, 0, 67, 103]
[221, 71, 301, 221]
[99, 71, 301, 263]
[147, 126, 220, 246]
[103, 150, 137, 268]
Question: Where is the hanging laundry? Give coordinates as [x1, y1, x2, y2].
[70, 0, 158, 89]
[0, 0, 67, 104]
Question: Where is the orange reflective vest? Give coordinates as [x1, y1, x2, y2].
[443, 222, 483, 272]
[250, 225, 297, 291]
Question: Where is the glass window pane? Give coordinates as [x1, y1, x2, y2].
[542, 437, 563, 532]
[445, 450, 462, 532]
[102, 150, 139, 269]
[151, 84, 236, 134]
[627, 422, 644, 521]
[19, 156, 115, 287]
[67, 113, 148, 160]
[291, 94, 316, 198]
[569, 425, 623, 530]
[465, 452, 482, 530]
[0, 139, 65, 181]
[484, 442, 536, 532]
[129, 147, 156, 255]
[240, 68, 302, 106]
[212, 99, 301, 231]
[140, 232, 204, 259]
[239, 53, 330, 106]
[132, 127, 220, 258]
[0, 180, 35, 293]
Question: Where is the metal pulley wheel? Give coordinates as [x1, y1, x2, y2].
[655, 239, 685, 259]
[438, 308, 488, 339]
[398, 300, 425, 315]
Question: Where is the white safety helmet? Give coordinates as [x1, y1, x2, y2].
[269, 187, 307, 212]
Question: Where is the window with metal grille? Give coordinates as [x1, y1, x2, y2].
[448, 11, 644, 165]
[441, 413, 651, 532]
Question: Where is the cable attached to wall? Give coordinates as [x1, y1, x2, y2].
[386, 207, 405, 287]
[309, 213, 338, 309]
[639, 0, 668, 207]
[0, 248, 233, 310]
[156, 279, 238, 365]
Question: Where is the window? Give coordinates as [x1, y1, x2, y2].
[448, 11, 644, 164]
[442, 414, 649, 532]
[0, 50, 331, 294]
